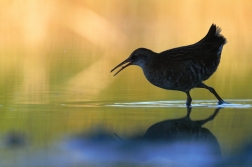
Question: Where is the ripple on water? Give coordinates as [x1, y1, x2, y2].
[106, 99, 252, 108]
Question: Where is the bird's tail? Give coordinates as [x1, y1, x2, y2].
[197, 24, 227, 45]
[196, 24, 227, 80]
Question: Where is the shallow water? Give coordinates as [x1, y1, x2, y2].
[1, 100, 252, 166]
[107, 99, 252, 108]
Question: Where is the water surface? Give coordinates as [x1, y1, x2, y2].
[1, 99, 252, 166]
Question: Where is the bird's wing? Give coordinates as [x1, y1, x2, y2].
[158, 24, 226, 66]
[158, 45, 199, 65]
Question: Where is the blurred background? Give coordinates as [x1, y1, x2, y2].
[0, 0, 252, 166]
[1, 0, 252, 104]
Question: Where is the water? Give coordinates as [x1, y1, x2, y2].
[107, 99, 252, 108]
[1, 99, 252, 166]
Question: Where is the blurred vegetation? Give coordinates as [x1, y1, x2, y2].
[0, 0, 252, 104]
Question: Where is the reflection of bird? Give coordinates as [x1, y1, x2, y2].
[111, 24, 227, 106]
[144, 107, 220, 142]
[143, 107, 222, 163]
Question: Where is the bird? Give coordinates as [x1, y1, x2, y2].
[111, 24, 227, 107]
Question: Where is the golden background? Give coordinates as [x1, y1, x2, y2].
[1, 0, 252, 103]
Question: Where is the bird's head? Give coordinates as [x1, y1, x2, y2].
[111, 48, 154, 76]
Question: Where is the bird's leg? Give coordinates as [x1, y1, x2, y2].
[195, 107, 221, 126]
[197, 83, 227, 105]
[186, 106, 192, 118]
[185, 91, 192, 107]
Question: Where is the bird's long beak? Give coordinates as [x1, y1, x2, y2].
[110, 58, 132, 76]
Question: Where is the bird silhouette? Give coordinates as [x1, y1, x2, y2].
[111, 24, 227, 106]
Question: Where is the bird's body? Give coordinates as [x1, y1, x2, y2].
[111, 24, 227, 106]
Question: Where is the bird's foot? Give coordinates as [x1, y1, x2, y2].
[218, 100, 229, 105]
[186, 103, 192, 108]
